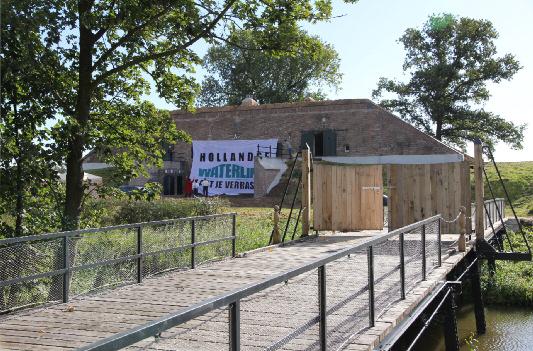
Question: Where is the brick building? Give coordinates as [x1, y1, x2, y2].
[84, 98, 464, 195]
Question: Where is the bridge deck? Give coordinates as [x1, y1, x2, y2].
[0, 231, 467, 351]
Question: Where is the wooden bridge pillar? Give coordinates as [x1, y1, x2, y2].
[301, 146, 311, 237]
[474, 139, 484, 241]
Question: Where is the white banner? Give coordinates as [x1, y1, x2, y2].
[190, 139, 278, 196]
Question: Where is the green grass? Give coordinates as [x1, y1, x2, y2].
[229, 206, 306, 254]
[483, 161, 533, 217]
[481, 227, 533, 306]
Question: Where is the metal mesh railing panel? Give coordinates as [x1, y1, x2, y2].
[240, 269, 319, 350]
[70, 259, 136, 296]
[0, 275, 63, 312]
[195, 216, 233, 243]
[0, 214, 236, 312]
[425, 220, 440, 275]
[326, 250, 369, 350]
[373, 239, 402, 319]
[404, 227, 423, 293]
[70, 229, 137, 268]
[0, 238, 63, 280]
[143, 221, 191, 254]
[0, 238, 63, 312]
[127, 307, 230, 351]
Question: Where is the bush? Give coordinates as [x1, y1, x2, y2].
[113, 197, 230, 224]
[481, 227, 533, 306]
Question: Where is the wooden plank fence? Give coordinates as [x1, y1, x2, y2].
[313, 163, 383, 231]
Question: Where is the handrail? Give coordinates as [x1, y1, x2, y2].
[0, 213, 237, 312]
[80, 215, 442, 351]
[0, 213, 236, 246]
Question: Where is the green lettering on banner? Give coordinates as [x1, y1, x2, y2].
[232, 164, 240, 178]
[225, 164, 232, 178]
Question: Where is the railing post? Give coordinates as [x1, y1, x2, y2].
[318, 265, 327, 351]
[421, 224, 426, 281]
[367, 246, 375, 327]
[229, 301, 240, 351]
[191, 220, 196, 269]
[458, 207, 466, 252]
[399, 233, 405, 300]
[437, 219, 442, 267]
[470, 258, 486, 335]
[62, 236, 70, 303]
[137, 226, 143, 283]
[443, 289, 459, 351]
[231, 214, 237, 258]
[301, 146, 311, 237]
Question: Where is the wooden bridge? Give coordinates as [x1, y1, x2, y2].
[0, 211, 502, 351]
[1, 143, 529, 351]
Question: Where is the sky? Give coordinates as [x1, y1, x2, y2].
[148, 0, 533, 162]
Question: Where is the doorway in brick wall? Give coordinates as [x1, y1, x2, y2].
[300, 129, 336, 156]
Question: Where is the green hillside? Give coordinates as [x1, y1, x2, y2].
[483, 161, 533, 217]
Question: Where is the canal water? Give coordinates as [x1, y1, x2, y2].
[414, 304, 533, 350]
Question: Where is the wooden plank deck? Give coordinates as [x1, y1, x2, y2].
[0, 232, 379, 350]
[0, 230, 467, 351]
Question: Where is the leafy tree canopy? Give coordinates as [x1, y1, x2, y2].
[372, 14, 525, 150]
[1, 0, 357, 231]
[198, 28, 342, 106]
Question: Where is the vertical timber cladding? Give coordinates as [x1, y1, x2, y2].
[313, 163, 384, 231]
[389, 161, 471, 234]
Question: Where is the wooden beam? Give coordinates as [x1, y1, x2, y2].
[474, 139, 484, 240]
[301, 146, 311, 236]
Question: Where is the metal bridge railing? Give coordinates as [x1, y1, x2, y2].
[470, 198, 505, 231]
[0, 213, 236, 313]
[80, 215, 442, 351]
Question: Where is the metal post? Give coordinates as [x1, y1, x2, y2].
[367, 246, 375, 327]
[437, 219, 442, 267]
[229, 301, 240, 351]
[62, 236, 70, 303]
[269, 145, 272, 157]
[443, 289, 459, 351]
[231, 214, 237, 258]
[471, 258, 486, 335]
[421, 224, 426, 281]
[137, 226, 143, 283]
[191, 220, 196, 269]
[399, 233, 405, 300]
[318, 265, 327, 351]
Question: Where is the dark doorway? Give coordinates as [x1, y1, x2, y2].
[314, 132, 324, 156]
[301, 129, 336, 157]
[163, 175, 175, 195]
[163, 175, 184, 195]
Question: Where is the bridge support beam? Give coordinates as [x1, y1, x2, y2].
[443, 290, 459, 351]
[470, 259, 487, 335]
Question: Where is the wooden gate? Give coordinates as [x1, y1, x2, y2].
[388, 161, 471, 233]
[313, 163, 383, 231]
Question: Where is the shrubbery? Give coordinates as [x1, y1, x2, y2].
[481, 227, 533, 306]
[102, 197, 230, 225]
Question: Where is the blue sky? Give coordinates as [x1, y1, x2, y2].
[148, 0, 533, 161]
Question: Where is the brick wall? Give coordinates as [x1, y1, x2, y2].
[169, 99, 459, 172]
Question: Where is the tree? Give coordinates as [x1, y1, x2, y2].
[0, 1, 63, 237]
[372, 14, 525, 150]
[198, 28, 342, 106]
[3, 0, 356, 231]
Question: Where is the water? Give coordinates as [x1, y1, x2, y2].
[414, 304, 533, 351]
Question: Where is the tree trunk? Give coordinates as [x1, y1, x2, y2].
[435, 119, 443, 140]
[13, 100, 24, 237]
[63, 3, 93, 231]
